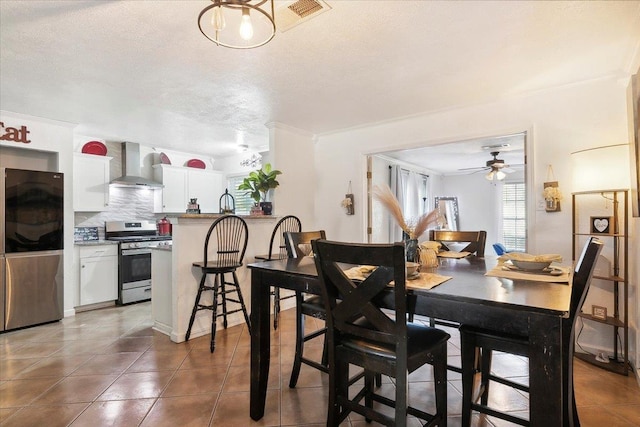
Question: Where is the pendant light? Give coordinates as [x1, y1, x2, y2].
[198, 0, 276, 49]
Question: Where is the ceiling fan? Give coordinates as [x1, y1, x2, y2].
[459, 151, 515, 180]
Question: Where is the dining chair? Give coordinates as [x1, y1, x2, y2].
[427, 230, 487, 373]
[312, 239, 450, 426]
[185, 215, 251, 353]
[429, 230, 487, 257]
[460, 237, 604, 426]
[284, 230, 328, 388]
[254, 215, 302, 330]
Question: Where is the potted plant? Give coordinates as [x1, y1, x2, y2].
[238, 163, 282, 215]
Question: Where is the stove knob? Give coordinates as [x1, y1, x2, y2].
[133, 242, 140, 248]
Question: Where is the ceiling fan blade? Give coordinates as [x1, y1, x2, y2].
[458, 166, 489, 171]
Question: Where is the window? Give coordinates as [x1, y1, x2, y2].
[228, 175, 254, 215]
[502, 182, 526, 251]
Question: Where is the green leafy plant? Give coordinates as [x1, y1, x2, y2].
[238, 163, 282, 204]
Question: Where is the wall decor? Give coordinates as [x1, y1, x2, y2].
[592, 305, 608, 321]
[341, 181, 354, 215]
[590, 216, 614, 235]
[0, 121, 31, 143]
[543, 165, 562, 212]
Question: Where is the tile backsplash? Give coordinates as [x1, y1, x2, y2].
[74, 186, 159, 238]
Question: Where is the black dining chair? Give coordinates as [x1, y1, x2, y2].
[284, 230, 328, 388]
[185, 215, 251, 353]
[312, 239, 450, 426]
[460, 237, 603, 426]
[254, 215, 302, 330]
[429, 230, 487, 257]
[426, 229, 488, 374]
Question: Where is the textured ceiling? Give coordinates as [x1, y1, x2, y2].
[1, 1, 639, 159]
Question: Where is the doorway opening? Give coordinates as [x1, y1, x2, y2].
[366, 131, 530, 255]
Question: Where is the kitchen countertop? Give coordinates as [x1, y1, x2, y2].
[179, 214, 278, 220]
[74, 240, 118, 246]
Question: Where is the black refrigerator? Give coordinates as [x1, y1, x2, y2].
[1, 168, 64, 332]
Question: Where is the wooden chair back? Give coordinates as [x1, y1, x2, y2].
[266, 215, 301, 259]
[429, 230, 487, 256]
[312, 240, 409, 362]
[202, 215, 248, 267]
[284, 230, 326, 259]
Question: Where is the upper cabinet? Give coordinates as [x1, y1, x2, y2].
[153, 164, 223, 213]
[73, 153, 112, 211]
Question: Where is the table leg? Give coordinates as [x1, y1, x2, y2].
[528, 315, 563, 427]
[250, 269, 271, 420]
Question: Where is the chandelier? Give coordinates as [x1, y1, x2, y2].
[240, 153, 262, 168]
[198, 0, 276, 49]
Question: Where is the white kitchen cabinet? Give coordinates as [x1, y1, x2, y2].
[153, 165, 188, 213]
[73, 153, 112, 211]
[187, 168, 223, 213]
[153, 164, 223, 213]
[79, 245, 118, 306]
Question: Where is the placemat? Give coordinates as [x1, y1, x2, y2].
[437, 251, 471, 259]
[485, 264, 572, 283]
[343, 266, 452, 290]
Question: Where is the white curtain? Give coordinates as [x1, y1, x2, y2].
[389, 166, 426, 242]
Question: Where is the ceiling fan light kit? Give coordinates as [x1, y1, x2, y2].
[485, 151, 509, 181]
[198, 0, 276, 49]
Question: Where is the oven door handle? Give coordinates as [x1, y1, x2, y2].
[121, 248, 152, 256]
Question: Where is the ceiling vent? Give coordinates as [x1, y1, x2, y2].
[276, 0, 331, 32]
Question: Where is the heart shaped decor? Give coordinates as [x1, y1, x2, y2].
[594, 218, 609, 232]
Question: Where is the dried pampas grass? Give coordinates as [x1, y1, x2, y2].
[372, 184, 439, 239]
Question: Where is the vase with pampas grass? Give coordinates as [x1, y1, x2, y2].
[372, 184, 440, 263]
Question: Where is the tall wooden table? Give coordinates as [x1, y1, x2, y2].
[249, 256, 573, 427]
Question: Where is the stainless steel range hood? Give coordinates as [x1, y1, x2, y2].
[110, 142, 163, 188]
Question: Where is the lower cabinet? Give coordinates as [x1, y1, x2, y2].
[78, 245, 118, 306]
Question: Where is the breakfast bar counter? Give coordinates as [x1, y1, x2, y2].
[151, 214, 282, 342]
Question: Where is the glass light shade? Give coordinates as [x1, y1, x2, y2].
[199, 0, 275, 49]
[571, 144, 631, 193]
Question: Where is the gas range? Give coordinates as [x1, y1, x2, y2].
[105, 220, 172, 305]
[105, 220, 171, 245]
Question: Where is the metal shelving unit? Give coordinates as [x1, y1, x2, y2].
[572, 189, 630, 375]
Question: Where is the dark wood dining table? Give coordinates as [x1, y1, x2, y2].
[248, 255, 574, 426]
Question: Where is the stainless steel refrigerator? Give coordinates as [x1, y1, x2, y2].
[1, 168, 64, 332]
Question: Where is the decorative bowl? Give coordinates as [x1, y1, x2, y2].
[406, 262, 420, 276]
[511, 259, 552, 271]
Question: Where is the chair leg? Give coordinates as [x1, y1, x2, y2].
[289, 292, 305, 388]
[461, 331, 476, 427]
[327, 358, 347, 427]
[185, 273, 207, 342]
[433, 344, 448, 427]
[210, 273, 221, 353]
[232, 270, 251, 335]
[480, 348, 492, 406]
[220, 273, 228, 329]
[273, 287, 281, 330]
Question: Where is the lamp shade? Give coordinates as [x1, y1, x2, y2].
[571, 144, 631, 193]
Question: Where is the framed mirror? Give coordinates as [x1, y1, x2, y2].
[435, 196, 459, 231]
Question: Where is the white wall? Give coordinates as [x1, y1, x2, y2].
[268, 123, 317, 230]
[309, 76, 637, 369]
[0, 111, 76, 316]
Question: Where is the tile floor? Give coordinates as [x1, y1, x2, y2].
[0, 302, 638, 426]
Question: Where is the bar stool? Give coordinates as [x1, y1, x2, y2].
[254, 215, 301, 329]
[185, 215, 251, 352]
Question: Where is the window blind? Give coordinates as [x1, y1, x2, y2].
[502, 182, 526, 252]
